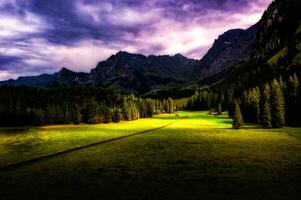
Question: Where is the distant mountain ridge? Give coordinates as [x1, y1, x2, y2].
[0, 52, 197, 93]
[2, 68, 90, 88]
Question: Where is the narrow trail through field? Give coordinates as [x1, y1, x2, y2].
[0, 116, 188, 171]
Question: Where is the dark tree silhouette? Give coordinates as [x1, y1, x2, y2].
[232, 100, 244, 129]
[270, 79, 285, 128]
[262, 83, 272, 128]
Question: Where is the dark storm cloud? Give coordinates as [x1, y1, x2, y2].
[0, 0, 272, 80]
[0, 55, 21, 66]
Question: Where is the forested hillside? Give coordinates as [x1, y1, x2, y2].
[186, 73, 300, 127]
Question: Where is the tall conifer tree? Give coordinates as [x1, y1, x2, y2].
[271, 79, 285, 128]
[262, 83, 272, 128]
[232, 100, 244, 129]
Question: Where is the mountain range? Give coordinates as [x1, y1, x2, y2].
[1, 0, 300, 95]
[0, 24, 256, 93]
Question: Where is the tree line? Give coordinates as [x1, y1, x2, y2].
[0, 87, 175, 126]
[185, 73, 300, 128]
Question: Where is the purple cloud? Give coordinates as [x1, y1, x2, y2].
[0, 0, 272, 80]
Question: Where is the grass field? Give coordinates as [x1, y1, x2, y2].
[0, 111, 301, 200]
[0, 114, 181, 168]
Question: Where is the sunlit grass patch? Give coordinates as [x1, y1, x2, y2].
[0, 114, 179, 167]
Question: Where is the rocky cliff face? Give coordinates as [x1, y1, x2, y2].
[252, 0, 301, 61]
[195, 0, 301, 87]
[196, 23, 259, 80]
[90, 51, 196, 93]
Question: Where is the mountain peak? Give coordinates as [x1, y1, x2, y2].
[116, 51, 130, 55]
[112, 51, 146, 59]
[115, 51, 140, 57]
[59, 67, 73, 73]
[174, 53, 186, 58]
[223, 28, 244, 34]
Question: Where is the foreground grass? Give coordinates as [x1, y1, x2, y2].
[0, 111, 301, 200]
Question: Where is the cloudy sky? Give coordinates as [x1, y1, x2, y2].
[0, 0, 272, 80]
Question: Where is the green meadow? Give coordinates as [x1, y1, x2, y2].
[1, 111, 301, 199]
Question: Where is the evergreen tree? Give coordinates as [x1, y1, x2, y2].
[73, 105, 82, 124]
[232, 100, 244, 129]
[279, 76, 286, 95]
[55, 106, 65, 124]
[292, 73, 299, 99]
[297, 74, 301, 126]
[121, 100, 131, 121]
[84, 98, 99, 124]
[146, 99, 154, 117]
[112, 108, 121, 123]
[220, 93, 225, 106]
[139, 99, 148, 118]
[241, 91, 249, 120]
[262, 83, 272, 128]
[45, 105, 56, 124]
[29, 108, 45, 126]
[227, 88, 235, 118]
[255, 87, 261, 123]
[163, 99, 169, 113]
[206, 92, 212, 110]
[36, 108, 45, 125]
[104, 107, 113, 123]
[278, 76, 284, 89]
[217, 102, 222, 115]
[286, 73, 299, 125]
[130, 102, 140, 120]
[64, 106, 72, 124]
[168, 98, 174, 113]
[270, 79, 285, 128]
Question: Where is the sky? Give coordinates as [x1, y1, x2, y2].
[0, 0, 272, 80]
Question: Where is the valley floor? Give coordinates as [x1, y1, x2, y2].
[0, 112, 301, 200]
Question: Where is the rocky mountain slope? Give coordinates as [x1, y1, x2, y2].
[253, 0, 301, 61]
[236, 0, 301, 86]
[195, 23, 259, 80]
[90, 51, 196, 93]
[196, 0, 301, 88]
